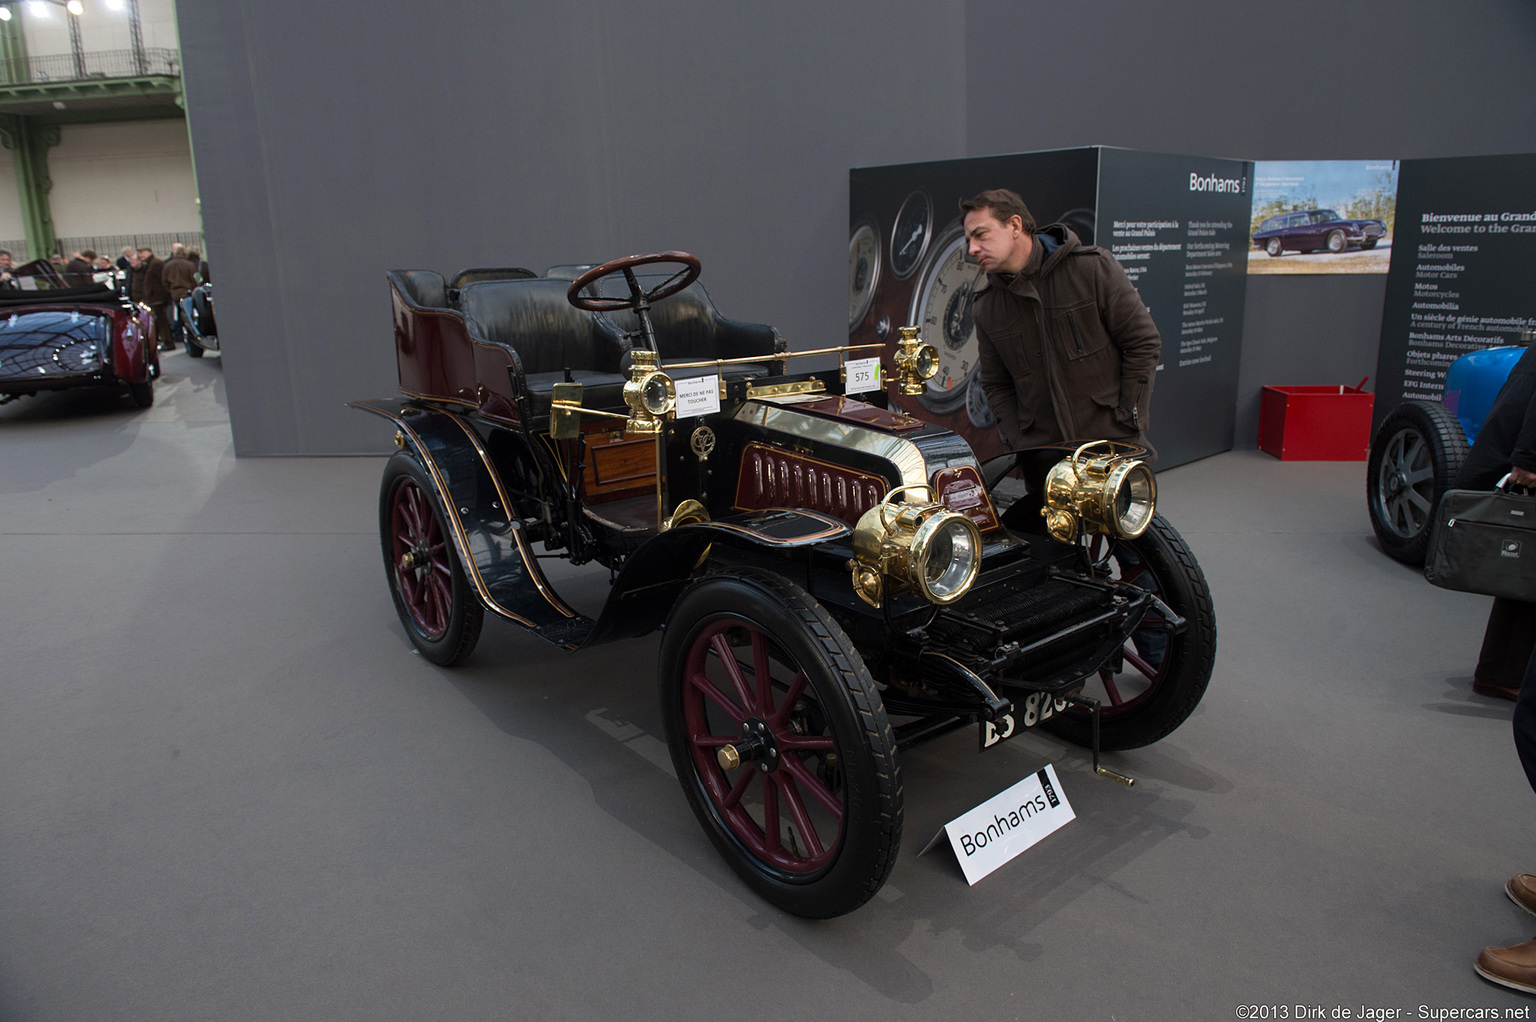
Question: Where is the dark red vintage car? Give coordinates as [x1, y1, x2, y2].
[0, 258, 159, 407]
[354, 252, 1216, 917]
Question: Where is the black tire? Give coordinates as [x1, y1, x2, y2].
[659, 569, 902, 918]
[186, 338, 205, 358]
[1326, 230, 1347, 253]
[379, 451, 483, 665]
[1360, 238, 1378, 250]
[1366, 400, 1469, 566]
[128, 381, 153, 407]
[1265, 237, 1283, 257]
[1041, 513, 1216, 751]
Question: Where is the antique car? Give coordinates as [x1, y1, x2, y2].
[1367, 336, 1530, 564]
[0, 258, 159, 408]
[180, 282, 218, 358]
[1251, 208, 1388, 256]
[354, 252, 1217, 917]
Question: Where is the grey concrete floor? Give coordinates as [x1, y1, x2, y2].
[2, 351, 1532, 1020]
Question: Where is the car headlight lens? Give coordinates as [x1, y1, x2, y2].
[640, 372, 675, 415]
[1041, 441, 1156, 543]
[851, 484, 982, 608]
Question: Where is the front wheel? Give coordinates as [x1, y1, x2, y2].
[1360, 238, 1378, 250]
[659, 570, 902, 918]
[1366, 400, 1468, 565]
[1265, 237, 1283, 257]
[1042, 513, 1216, 751]
[1326, 230, 1347, 253]
[379, 451, 483, 665]
[128, 380, 153, 407]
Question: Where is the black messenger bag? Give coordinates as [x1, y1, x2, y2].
[1425, 478, 1536, 601]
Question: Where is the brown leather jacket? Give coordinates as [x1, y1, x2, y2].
[163, 256, 197, 300]
[974, 224, 1161, 460]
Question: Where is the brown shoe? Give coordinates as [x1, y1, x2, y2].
[1476, 936, 1536, 994]
[1474, 677, 1520, 701]
[1509, 875, 1536, 917]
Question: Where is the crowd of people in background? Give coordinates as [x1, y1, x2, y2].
[0, 241, 211, 352]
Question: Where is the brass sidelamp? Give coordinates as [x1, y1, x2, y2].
[1040, 441, 1157, 544]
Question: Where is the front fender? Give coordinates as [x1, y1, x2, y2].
[580, 508, 849, 648]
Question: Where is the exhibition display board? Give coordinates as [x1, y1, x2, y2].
[1373, 152, 1536, 426]
[850, 147, 1252, 469]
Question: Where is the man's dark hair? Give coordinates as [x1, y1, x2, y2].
[959, 189, 1037, 234]
[81, 249, 96, 261]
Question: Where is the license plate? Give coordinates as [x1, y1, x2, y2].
[980, 692, 1069, 750]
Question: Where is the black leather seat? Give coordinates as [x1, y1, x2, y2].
[388, 269, 450, 310]
[604, 281, 784, 381]
[459, 279, 630, 428]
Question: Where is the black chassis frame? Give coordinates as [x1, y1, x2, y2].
[355, 363, 1175, 754]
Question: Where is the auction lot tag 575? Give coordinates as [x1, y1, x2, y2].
[920, 764, 1075, 885]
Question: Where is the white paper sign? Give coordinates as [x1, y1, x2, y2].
[921, 764, 1075, 885]
[674, 373, 721, 418]
[844, 357, 881, 395]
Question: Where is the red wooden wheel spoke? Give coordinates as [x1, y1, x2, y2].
[761, 773, 780, 850]
[692, 734, 735, 748]
[711, 634, 756, 713]
[688, 672, 747, 725]
[1119, 559, 1150, 586]
[1123, 648, 1156, 679]
[1102, 673, 1125, 707]
[778, 756, 844, 819]
[721, 765, 754, 811]
[769, 672, 808, 729]
[776, 733, 835, 752]
[775, 775, 827, 858]
[751, 628, 774, 717]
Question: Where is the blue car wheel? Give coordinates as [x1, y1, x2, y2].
[1366, 400, 1468, 565]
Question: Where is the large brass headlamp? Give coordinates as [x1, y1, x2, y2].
[1040, 441, 1157, 544]
[850, 483, 982, 608]
[893, 326, 939, 397]
[622, 349, 675, 436]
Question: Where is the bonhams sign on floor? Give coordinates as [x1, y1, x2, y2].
[920, 765, 1076, 885]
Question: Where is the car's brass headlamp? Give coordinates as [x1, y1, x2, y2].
[1041, 441, 1157, 544]
[850, 483, 982, 608]
[893, 326, 939, 396]
[623, 349, 675, 436]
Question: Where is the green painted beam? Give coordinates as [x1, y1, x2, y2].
[0, 114, 59, 260]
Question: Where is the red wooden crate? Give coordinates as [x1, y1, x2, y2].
[1258, 384, 1375, 461]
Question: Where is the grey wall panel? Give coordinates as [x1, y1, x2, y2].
[963, 0, 1536, 162]
[177, 0, 966, 455]
[1235, 276, 1388, 450]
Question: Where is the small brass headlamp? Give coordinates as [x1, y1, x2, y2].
[1040, 440, 1157, 544]
[622, 349, 675, 436]
[850, 483, 982, 608]
[893, 326, 939, 397]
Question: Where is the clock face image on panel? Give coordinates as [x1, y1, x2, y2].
[888, 190, 932, 280]
[849, 220, 881, 329]
[909, 221, 984, 415]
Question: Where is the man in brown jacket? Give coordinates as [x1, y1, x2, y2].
[137, 246, 172, 350]
[962, 188, 1162, 461]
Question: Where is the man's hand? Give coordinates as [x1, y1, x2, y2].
[1509, 465, 1536, 488]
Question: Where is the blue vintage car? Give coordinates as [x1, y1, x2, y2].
[1252, 208, 1388, 257]
[1367, 341, 1529, 564]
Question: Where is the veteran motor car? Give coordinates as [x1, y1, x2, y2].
[355, 252, 1217, 917]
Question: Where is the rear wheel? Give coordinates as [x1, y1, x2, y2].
[1367, 400, 1468, 566]
[659, 570, 901, 918]
[379, 451, 483, 665]
[1042, 514, 1216, 751]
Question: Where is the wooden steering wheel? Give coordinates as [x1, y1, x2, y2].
[566, 251, 701, 312]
